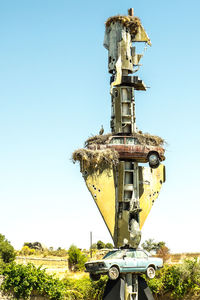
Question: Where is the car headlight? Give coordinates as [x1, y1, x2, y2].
[98, 263, 105, 268]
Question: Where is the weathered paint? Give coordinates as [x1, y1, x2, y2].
[84, 169, 116, 239]
[133, 24, 151, 46]
[117, 210, 130, 247]
[111, 86, 135, 134]
[83, 163, 165, 247]
[115, 163, 165, 247]
[104, 22, 133, 74]
[118, 161, 124, 202]
[139, 164, 165, 229]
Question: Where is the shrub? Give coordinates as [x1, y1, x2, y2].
[68, 245, 87, 271]
[0, 234, 16, 263]
[105, 243, 113, 249]
[148, 259, 200, 298]
[90, 243, 97, 250]
[19, 246, 36, 256]
[48, 247, 68, 257]
[63, 275, 107, 300]
[1, 263, 66, 300]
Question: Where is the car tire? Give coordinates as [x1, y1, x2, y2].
[148, 153, 160, 169]
[89, 273, 101, 281]
[108, 266, 120, 280]
[146, 266, 156, 279]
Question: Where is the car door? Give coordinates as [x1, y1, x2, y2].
[121, 250, 137, 272]
[108, 137, 125, 153]
[135, 250, 149, 271]
[125, 137, 145, 160]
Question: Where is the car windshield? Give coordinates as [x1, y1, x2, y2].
[109, 137, 124, 145]
[103, 250, 125, 260]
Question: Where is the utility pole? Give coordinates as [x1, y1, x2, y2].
[90, 231, 92, 258]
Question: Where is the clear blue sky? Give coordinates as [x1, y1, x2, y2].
[0, 0, 200, 253]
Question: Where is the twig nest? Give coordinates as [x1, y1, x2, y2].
[105, 15, 141, 36]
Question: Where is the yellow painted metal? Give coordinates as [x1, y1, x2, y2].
[82, 164, 165, 247]
[84, 169, 116, 239]
[139, 164, 165, 229]
[117, 210, 130, 247]
[133, 24, 152, 46]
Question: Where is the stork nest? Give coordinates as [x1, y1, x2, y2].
[85, 133, 112, 147]
[134, 132, 165, 146]
[72, 148, 119, 175]
[105, 15, 141, 36]
[85, 132, 165, 147]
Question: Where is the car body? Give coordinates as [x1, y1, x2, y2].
[87, 136, 165, 168]
[85, 248, 163, 280]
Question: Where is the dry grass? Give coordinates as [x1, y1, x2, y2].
[85, 133, 112, 147]
[105, 15, 141, 36]
[72, 148, 119, 175]
[85, 132, 165, 147]
[134, 132, 165, 146]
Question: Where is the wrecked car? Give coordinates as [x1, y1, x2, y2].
[87, 135, 165, 168]
[85, 248, 163, 281]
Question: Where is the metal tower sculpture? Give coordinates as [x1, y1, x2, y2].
[73, 8, 166, 300]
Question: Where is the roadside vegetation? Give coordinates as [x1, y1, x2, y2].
[0, 234, 200, 299]
[148, 258, 200, 298]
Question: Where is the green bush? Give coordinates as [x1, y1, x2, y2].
[0, 262, 107, 300]
[1, 263, 67, 300]
[105, 243, 113, 249]
[0, 234, 16, 263]
[68, 245, 87, 271]
[19, 246, 36, 256]
[148, 259, 200, 298]
[63, 276, 107, 300]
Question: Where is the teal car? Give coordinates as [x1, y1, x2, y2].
[85, 249, 163, 281]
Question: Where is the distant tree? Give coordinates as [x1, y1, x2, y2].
[23, 242, 43, 251]
[68, 245, 87, 271]
[154, 241, 166, 253]
[156, 245, 170, 263]
[97, 240, 105, 250]
[90, 243, 97, 250]
[54, 248, 68, 257]
[105, 243, 113, 249]
[142, 239, 167, 255]
[19, 246, 35, 256]
[141, 239, 157, 253]
[0, 234, 16, 263]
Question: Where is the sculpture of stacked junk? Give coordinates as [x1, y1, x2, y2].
[73, 8, 166, 300]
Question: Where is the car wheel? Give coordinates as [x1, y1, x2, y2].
[148, 153, 160, 169]
[89, 273, 101, 281]
[146, 266, 156, 279]
[108, 266, 120, 280]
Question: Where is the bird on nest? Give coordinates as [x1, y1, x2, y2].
[99, 125, 104, 135]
